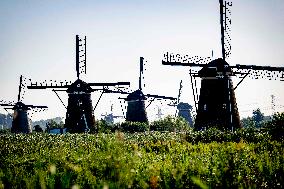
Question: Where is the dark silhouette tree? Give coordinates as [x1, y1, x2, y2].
[33, 125, 43, 132]
[252, 108, 264, 128]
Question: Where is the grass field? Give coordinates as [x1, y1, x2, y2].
[0, 132, 283, 189]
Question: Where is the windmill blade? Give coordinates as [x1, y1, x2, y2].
[76, 35, 87, 79]
[0, 104, 15, 107]
[17, 75, 23, 102]
[0, 100, 15, 106]
[162, 52, 212, 66]
[28, 85, 69, 89]
[219, 0, 232, 60]
[94, 88, 131, 95]
[88, 82, 130, 87]
[26, 105, 48, 109]
[139, 57, 144, 90]
[233, 64, 284, 72]
[232, 64, 284, 81]
[28, 79, 72, 89]
[145, 94, 176, 100]
[4, 107, 14, 110]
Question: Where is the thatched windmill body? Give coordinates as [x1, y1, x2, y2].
[125, 57, 176, 123]
[162, 0, 284, 131]
[102, 57, 176, 123]
[0, 75, 47, 133]
[28, 35, 130, 133]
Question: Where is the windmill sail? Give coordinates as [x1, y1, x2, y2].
[220, 0, 232, 60]
[76, 35, 87, 79]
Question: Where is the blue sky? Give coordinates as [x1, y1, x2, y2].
[0, 0, 283, 121]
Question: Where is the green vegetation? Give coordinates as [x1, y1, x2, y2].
[1, 131, 283, 188]
[150, 116, 190, 132]
[0, 113, 283, 188]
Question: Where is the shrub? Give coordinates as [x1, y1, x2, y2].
[264, 112, 284, 141]
[120, 121, 149, 133]
[150, 116, 190, 132]
[0, 128, 11, 134]
[94, 119, 117, 133]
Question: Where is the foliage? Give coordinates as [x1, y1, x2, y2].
[94, 119, 118, 133]
[120, 121, 149, 133]
[241, 117, 256, 128]
[241, 109, 269, 129]
[33, 125, 43, 132]
[264, 112, 284, 141]
[33, 117, 64, 131]
[94, 116, 191, 134]
[150, 116, 190, 132]
[252, 108, 264, 128]
[0, 133, 283, 188]
[185, 127, 272, 144]
[0, 128, 11, 134]
[0, 113, 13, 129]
[47, 120, 64, 130]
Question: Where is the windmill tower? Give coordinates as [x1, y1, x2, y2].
[101, 103, 124, 124]
[125, 57, 148, 123]
[28, 35, 130, 133]
[125, 57, 176, 123]
[102, 57, 176, 123]
[0, 75, 47, 133]
[168, 80, 193, 125]
[162, 0, 284, 131]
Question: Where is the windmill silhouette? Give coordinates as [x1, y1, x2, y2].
[0, 75, 47, 133]
[125, 57, 177, 123]
[28, 35, 130, 133]
[101, 57, 176, 123]
[101, 103, 123, 124]
[168, 80, 193, 126]
[162, 0, 284, 131]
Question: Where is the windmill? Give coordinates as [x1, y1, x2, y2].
[102, 57, 177, 123]
[101, 103, 124, 124]
[162, 0, 284, 131]
[125, 57, 178, 123]
[0, 75, 47, 133]
[169, 80, 193, 126]
[28, 35, 130, 133]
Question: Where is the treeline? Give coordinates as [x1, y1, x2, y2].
[92, 112, 284, 142]
[1, 111, 283, 142]
[0, 113, 13, 129]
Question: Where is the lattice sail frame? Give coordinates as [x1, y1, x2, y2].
[222, 1, 232, 59]
[162, 52, 284, 81]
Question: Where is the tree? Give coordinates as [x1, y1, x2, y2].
[241, 117, 255, 128]
[33, 125, 43, 132]
[48, 119, 64, 129]
[264, 112, 284, 141]
[252, 108, 264, 128]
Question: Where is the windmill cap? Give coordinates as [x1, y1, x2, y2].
[12, 102, 30, 110]
[126, 90, 146, 101]
[67, 79, 93, 93]
[177, 102, 192, 110]
[198, 58, 232, 77]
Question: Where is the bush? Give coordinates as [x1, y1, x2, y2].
[264, 112, 284, 141]
[94, 119, 118, 133]
[0, 133, 283, 188]
[0, 128, 11, 134]
[120, 121, 149, 133]
[150, 116, 190, 132]
[185, 127, 271, 144]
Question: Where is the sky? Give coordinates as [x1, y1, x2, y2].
[0, 0, 283, 122]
